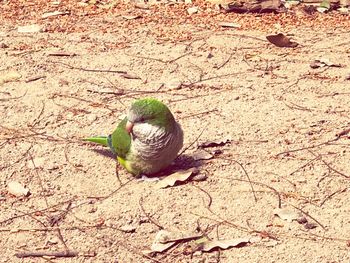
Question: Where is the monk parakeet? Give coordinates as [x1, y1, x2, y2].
[84, 98, 183, 177]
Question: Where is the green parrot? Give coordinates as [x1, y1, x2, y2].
[84, 98, 184, 177]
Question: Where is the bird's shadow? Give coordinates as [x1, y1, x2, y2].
[90, 148, 116, 160]
[145, 154, 203, 178]
[88, 148, 203, 178]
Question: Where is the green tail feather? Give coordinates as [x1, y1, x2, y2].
[83, 136, 109, 147]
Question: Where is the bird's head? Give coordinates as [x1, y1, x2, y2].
[126, 98, 176, 135]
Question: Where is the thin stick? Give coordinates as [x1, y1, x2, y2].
[289, 204, 326, 230]
[219, 157, 258, 203]
[50, 61, 127, 74]
[276, 138, 338, 157]
[15, 250, 78, 258]
[319, 188, 347, 207]
[139, 196, 164, 230]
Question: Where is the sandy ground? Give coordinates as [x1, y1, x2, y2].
[1, 2, 350, 262]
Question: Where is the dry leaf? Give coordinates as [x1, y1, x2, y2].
[197, 237, 251, 252]
[156, 168, 197, 189]
[151, 230, 176, 252]
[273, 207, 302, 223]
[192, 149, 213, 161]
[310, 58, 342, 69]
[17, 24, 43, 33]
[0, 71, 22, 85]
[7, 181, 31, 197]
[266, 33, 298, 48]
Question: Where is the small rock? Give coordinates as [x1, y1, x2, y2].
[192, 173, 207, 182]
[297, 216, 308, 224]
[7, 181, 31, 197]
[0, 43, 9, 48]
[187, 7, 198, 15]
[164, 78, 182, 90]
[120, 224, 136, 233]
[18, 24, 43, 33]
[87, 114, 97, 122]
[88, 207, 97, 213]
[304, 222, 317, 229]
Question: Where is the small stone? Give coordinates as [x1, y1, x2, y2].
[87, 114, 97, 122]
[18, 24, 43, 33]
[187, 7, 198, 15]
[7, 181, 31, 197]
[0, 43, 9, 48]
[304, 222, 317, 229]
[164, 78, 182, 90]
[192, 173, 207, 182]
[297, 216, 308, 224]
[120, 224, 136, 233]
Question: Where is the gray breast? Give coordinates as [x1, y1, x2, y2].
[131, 122, 183, 161]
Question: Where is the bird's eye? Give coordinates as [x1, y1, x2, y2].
[140, 117, 145, 122]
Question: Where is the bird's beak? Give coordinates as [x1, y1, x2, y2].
[125, 120, 134, 134]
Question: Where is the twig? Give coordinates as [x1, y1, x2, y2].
[214, 52, 234, 70]
[15, 250, 78, 258]
[192, 185, 212, 208]
[289, 156, 320, 176]
[64, 143, 87, 173]
[139, 196, 164, 230]
[276, 138, 338, 157]
[0, 90, 27, 102]
[88, 178, 134, 201]
[177, 127, 205, 158]
[308, 150, 350, 179]
[319, 188, 347, 207]
[219, 157, 257, 203]
[50, 61, 127, 74]
[289, 204, 326, 230]
[229, 178, 282, 208]
[28, 151, 49, 208]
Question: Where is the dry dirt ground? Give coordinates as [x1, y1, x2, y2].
[1, 1, 350, 262]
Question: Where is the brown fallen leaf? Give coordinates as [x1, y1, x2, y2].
[310, 58, 342, 69]
[197, 237, 251, 252]
[266, 33, 298, 48]
[151, 230, 176, 252]
[192, 149, 213, 161]
[155, 168, 198, 189]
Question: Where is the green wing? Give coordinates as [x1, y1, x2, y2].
[110, 117, 131, 159]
